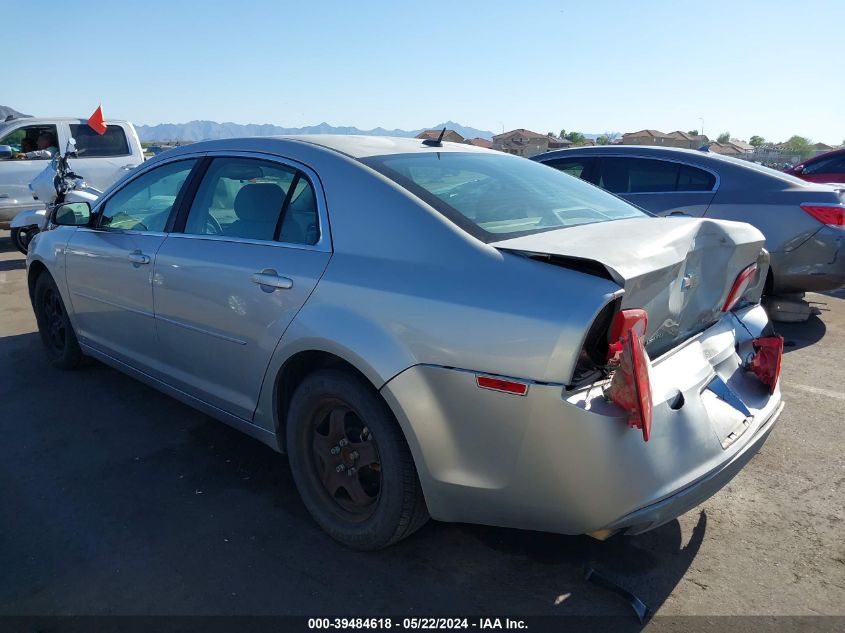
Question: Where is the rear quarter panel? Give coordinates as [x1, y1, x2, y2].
[253, 147, 621, 433]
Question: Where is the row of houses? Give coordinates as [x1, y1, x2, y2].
[416, 128, 841, 160]
[415, 128, 587, 157]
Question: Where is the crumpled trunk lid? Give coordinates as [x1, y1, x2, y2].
[493, 216, 766, 357]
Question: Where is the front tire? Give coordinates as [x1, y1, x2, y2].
[10, 226, 38, 255]
[286, 369, 428, 550]
[33, 273, 84, 369]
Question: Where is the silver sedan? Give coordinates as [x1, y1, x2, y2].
[27, 136, 784, 549]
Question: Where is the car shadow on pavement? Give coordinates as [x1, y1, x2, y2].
[776, 314, 826, 353]
[0, 258, 26, 272]
[0, 236, 20, 254]
[0, 330, 701, 622]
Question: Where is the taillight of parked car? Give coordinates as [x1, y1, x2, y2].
[605, 309, 653, 442]
[747, 336, 783, 394]
[723, 263, 758, 312]
[800, 204, 845, 228]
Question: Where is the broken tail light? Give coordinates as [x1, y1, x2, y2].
[723, 263, 758, 312]
[605, 312, 653, 442]
[747, 336, 783, 394]
[606, 308, 648, 364]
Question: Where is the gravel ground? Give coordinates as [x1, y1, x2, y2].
[0, 230, 843, 619]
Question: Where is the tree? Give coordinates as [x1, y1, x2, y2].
[565, 131, 586, 146]
[687, 130, 699, 136]
[559, 129, 567, 140]
[749, 135, 765, 148]
[783, 135, 813, 159]
[596, 134, 610, 145]
[717, 132, 731, 143]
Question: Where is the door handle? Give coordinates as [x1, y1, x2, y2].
[0, 193, 9, 199]
[251, 271, 293, 290]
[128, 250, 151, 265]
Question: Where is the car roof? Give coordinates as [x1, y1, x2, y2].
[166, 135, 492, 160]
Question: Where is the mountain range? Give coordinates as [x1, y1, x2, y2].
[133, 119, 496, 143]
[1, 105, 31, 121]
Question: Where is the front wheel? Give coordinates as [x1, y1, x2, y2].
[33, 273, 84, 369]
[286, 369, 428, 550]
[10, 226, 39, 254]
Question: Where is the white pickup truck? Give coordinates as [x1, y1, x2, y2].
[0, 117, 144, 229]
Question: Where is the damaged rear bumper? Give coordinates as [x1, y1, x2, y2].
[380, 303, 782, 537]
[606, 399, 783, 535]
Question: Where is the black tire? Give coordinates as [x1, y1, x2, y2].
[286, 368, 428, 550]
[33, 273, 84, 369]
[10, 226, 38, 255]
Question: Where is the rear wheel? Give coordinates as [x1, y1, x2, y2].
[10, 226, 38, 255]
[286, 369, 428, 549]
[33, 273, 84, 369]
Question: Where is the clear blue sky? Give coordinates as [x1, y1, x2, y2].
[6, 0, 844, 143]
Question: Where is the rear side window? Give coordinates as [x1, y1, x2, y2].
[183, 157, 319, 245]
[69, 124, 130, 157]
[600, 157, 715, 193]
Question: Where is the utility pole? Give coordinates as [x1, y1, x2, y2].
[699, 117, 705, 138]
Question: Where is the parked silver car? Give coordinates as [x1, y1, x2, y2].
[27, 136, 784, 549]
[532, 146, 845, 294]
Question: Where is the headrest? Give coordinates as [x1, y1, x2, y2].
[233, 183, 284, 222]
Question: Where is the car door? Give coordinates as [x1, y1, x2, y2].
[596, 156, 717, 216]
[152, 154, 331, 421]
[0, 122, 60, 219]
[65, 122, 139, 191]
[64, 157, 200, 373]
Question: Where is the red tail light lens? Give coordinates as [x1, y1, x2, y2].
[801, 204, 845, 227]
[607, 308, 648, 363]
[606, 327, 653, 442]
[723, 263, 758, 312]
[748, 336, 783, 394]
[476, 375, 529, 396]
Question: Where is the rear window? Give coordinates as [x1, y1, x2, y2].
[362, 152, 646, 242]
[69, 124, 130, 157]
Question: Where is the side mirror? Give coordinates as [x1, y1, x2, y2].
[53, 201, 91, 226]
[792, 164, 804, 174]
[0, 144, 12, 160]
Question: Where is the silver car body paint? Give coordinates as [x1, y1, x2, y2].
[27, 136, 783, 537]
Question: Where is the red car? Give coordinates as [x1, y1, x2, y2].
[786, 148, 845, 184]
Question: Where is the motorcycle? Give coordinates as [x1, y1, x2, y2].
[9, 140, 102, 254]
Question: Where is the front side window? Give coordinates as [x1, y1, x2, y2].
[69, 124, 130, 157]
[362, 152, 646, 241]
[183, 157, 319, 244]
[98, 159, 197, 232]
[0, 124, 59, 159]
[546, 157, 594, 180]
[804, 155, 845, 175]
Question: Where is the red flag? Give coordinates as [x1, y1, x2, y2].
[87, 105, 107, 135]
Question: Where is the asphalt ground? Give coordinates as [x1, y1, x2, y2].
[0, 230, 843, 622]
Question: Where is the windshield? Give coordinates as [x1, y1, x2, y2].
[362, 152, 647, 242]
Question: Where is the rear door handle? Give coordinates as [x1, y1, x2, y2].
[0, 193, 9, 199]
[128, 250, 150, 265]
[251, 270, 293, 290]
